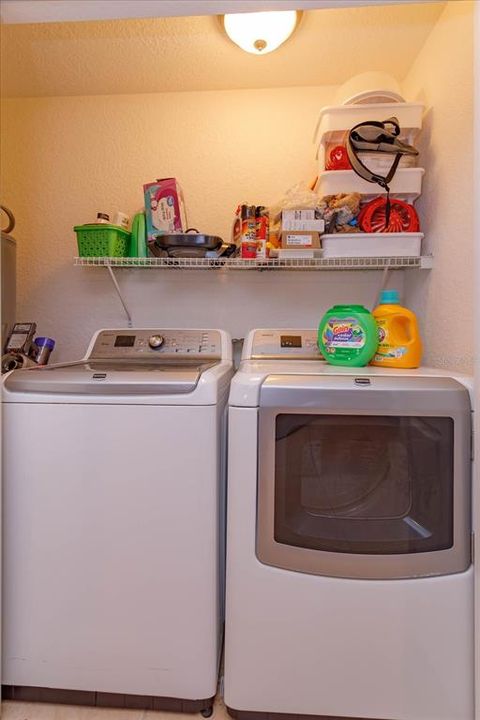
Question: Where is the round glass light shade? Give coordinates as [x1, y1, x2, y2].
[223, 11, 298, 55]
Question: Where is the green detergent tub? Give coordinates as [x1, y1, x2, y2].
[318, 304, 378, 367]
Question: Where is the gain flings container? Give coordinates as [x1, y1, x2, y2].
[318, 304, 378, 367]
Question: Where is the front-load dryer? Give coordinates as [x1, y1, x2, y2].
[2, 328, 233, 714]
[224, 328, 474, 720]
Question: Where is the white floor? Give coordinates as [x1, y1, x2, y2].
[1, 696, 230, 720]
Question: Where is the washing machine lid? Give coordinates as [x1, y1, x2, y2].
[4, 358, 217, 396]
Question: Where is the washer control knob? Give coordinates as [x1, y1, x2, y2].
[148, 334, 165, 349]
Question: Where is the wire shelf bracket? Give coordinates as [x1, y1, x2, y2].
[74, 255, 433, 325]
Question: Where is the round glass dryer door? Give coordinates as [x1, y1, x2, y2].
[256, 375, 471, 580]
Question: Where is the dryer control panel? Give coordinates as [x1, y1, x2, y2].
[248, 329, 324, 360]
[89, 329, 222, 360]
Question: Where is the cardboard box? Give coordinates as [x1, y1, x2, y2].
[281, 230, 321, 249]
[281, 208, 324, 232]
[143, 178, 187, 243]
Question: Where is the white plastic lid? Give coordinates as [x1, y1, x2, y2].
[335, 72, 405, 106]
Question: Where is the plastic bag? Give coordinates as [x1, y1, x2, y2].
[269, 181, 319, 224]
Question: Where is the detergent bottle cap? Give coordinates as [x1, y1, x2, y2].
[379, 289, 400, 305]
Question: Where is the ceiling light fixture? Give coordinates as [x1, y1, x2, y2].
[223, 10, 299, 55]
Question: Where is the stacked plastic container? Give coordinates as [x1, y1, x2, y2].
[314, 102, 425, 257]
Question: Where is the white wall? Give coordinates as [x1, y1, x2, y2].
[1, 85, 403, 361]
[403, 0, 473, 373]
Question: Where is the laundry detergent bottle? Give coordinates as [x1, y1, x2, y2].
[318, 304, 378, 367]
[371, 289, 422, 368]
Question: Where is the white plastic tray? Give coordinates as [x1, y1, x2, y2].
[323, 147, 417, 172]
[314, 102, 424, 147]
[317, 168, 425, 202]
[322, 232, 423, 258]
[352, 151, 416, 171]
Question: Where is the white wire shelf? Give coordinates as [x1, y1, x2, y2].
[74, 256, 433, 270]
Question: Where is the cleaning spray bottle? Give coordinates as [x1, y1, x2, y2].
[371, 289, 422, 368]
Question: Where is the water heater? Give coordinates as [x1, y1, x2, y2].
[1, 206, 17, 350]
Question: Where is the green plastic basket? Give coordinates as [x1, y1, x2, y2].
[74, 224, 131, 257]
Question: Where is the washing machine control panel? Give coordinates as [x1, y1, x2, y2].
[249, 329, 324, 360]
[89, 330, 222, 359]
[148, 334, 165, 349]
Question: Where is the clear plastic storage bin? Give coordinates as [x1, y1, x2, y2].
[322, 232, 423, 258]
[316, 168, 424, 203]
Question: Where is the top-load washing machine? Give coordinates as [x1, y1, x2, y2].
[224, 329, 474, 720]
[2, 327, 232, 714]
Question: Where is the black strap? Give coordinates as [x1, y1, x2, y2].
[375, 152, 403, 191]
[349, 116, 401, 148]
[347, 142, 401, 191]
[346, 116, 414, 194]
[382, 153, 402, 228]
[383, 117, 401, 137]
[385, 189, 391, 227]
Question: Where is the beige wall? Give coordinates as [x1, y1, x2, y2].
[1, 84, 399, 361]
[470, 2, 480, 715]
[403, 0, 474, 373]
[0, 3, 473, 366]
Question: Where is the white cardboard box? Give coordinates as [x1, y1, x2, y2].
[282, 218, 325, 232]
[282, 208, 319, 221]
[281, 209, 325, 232]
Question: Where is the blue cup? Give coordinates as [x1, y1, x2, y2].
[33, 336, 55, 365]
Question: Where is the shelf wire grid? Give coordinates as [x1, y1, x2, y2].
[74, 256, 431, 270]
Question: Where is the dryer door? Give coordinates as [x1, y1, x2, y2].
[257, 375, 471, 579]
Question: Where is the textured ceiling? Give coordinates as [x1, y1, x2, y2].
[0, 1, 442, 24]
[0, 2, 446, 98]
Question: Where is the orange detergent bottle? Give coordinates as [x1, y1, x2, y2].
[371, 289, 422, 368]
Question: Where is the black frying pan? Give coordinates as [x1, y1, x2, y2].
[154, 228, 223, 250]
